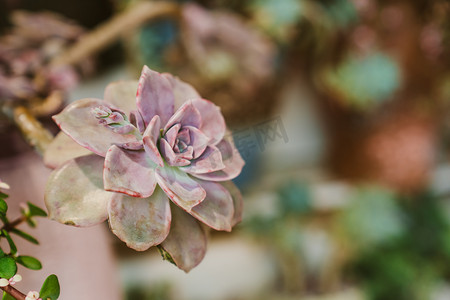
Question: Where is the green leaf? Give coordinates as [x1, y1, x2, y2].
[40, 274, 60, 300]
[0, 199, 7, 215]
[0, 249, 5, 258]
[0, 193, 8, 200]
[10, 229, 39, 245]
[16, 256, 42, 270]
[26, 217, 37, 228]
[0, 257, 17, 279]
[157, 245, 176, 267]
[2, 231, 17, 255]
[0, 215, 8, 225]
[27, 202, 47, 217]
[2, 291, 15, 300]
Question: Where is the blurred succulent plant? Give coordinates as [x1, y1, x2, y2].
[0, 11, 91, 119]
[319, 51, 401, 110]
[125, 2, 278, 126]
[44, 66, 244, 272]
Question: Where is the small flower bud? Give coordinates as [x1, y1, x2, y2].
[105, 112, 125, 125]
[91, 106, 112, 118]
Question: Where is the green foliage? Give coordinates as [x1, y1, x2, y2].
[10, 229, 39, 245]
[251, 0, 303, 39]
[2, 231, 17, 255]
[27, 202, 48, 217]
[0, 191, 55, 297]
[348, 192, 450, 300]
[323, 52, 401, 109]
[0, 199, 7, 216]
[340, 187, 406, 250]
[321, 0, 358, 28]
[39, 275, 60, 300]
[0, 257, 16, 279]
[16, 256, 42, 270]
[2, 292, 15, 300]
[157, 245, 177, 267]
[278, 181, 311, 216]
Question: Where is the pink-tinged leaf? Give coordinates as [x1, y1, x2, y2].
[136, 66, 174, 126]
[160, 139, 190, 167]
[44, 155, 112, 227]
[164, 101, 201, 133]
[103, 80, 138, 116]
[162, 73, 201, 109]
[190, 137, 244, 181]
[192, 99, 225, 145]
[108, 188, 171, 251]
[160, 205, 207, 272]
[164, 124, 181, 147]
[142, 115, 164, 167]
[185, 126, 208, 158]
[221, 181, 243, 226]
[189, 179, 234, 231]
[104, 145, 157, 198]
[116, 141, 143, 150]
[53, 98, 138, 157]
[44, 131, 91, 169]
[155, 167, 206, 211]
[129, 110, 146, 134]
[182, 146, 225, 174]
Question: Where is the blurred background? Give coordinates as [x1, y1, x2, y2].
[1, 0, 450, 299]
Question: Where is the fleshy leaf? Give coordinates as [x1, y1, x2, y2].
[16, 256, 42, 270]
[191, 137, 244, 181]
[191, 99, 225, 145]
[3, 231, 17, 255]
[189, 180, 234, 231]
[3, 291, 15, 300]
[184, 126, 209, 158]
[220, 181, 243, 226]
[164, 124, 181, 147]
[39, 274, 60, 300]
[0, 257, 16, 279]
[44, 131, 92, 169]
[108, 188, 171, 251]
[10, 229, 39, 245]
[104, 80, 138, 116]
[160, 205, 207, 272]
[142, 115, 164, 167]
[53, 98, 137, 157]
[45, 155, 111, 227]
[136, 66, 174, 126]
[163, 73, 201, 109]
[164, 101, 201, 133]
[27, 202, 48, 217]
[155, 167, 206, 211]
[159, 139, 190, 167]
[104, 146, 157, 198]
[182, 146, 225, 174]
[0, 199, 7, 215]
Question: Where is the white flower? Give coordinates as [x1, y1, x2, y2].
[0, 274, 22, 287]
[0, 180, 10, 190]
[25, 291, 41, 300]
[0, 278, 9, 287]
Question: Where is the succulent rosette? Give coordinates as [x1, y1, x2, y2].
[44, 66, 244, 272]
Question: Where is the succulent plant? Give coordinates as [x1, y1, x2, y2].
[44, 66, 244, 272]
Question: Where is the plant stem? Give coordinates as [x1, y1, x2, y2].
[0, 216, 26, 233]
[1, 285, 26, 300]
[2, 105, 53, 156]
[50, 1, 180, 67]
